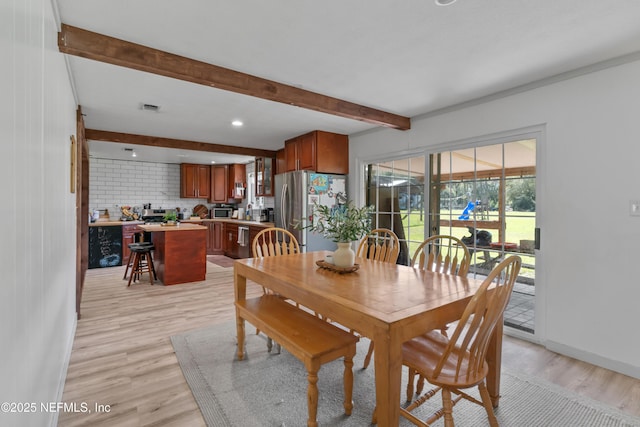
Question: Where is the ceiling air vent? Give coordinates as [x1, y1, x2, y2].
[140, 103, 160, 112]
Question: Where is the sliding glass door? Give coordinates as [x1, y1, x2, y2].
[432, 139, 537, 334]
[364, 137, 537, 335]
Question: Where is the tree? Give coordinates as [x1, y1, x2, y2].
[506, 177, 536, 211]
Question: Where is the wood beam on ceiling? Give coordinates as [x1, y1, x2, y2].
[59, 24, 411, 131]
[85, 129, 277, 158]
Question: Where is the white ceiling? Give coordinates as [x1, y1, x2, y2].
[55, 0, 640, 165]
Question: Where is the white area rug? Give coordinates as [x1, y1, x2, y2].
[172, 321, 640, 426]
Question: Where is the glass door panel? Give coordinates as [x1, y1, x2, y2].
[366, 137, 537, 335]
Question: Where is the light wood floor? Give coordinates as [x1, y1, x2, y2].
[59, 260, 640, 426]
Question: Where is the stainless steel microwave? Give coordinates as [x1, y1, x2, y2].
[211, 208, 233, 218]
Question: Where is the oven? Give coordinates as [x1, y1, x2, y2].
[211, 207, 233, 218]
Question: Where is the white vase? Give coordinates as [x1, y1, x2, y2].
[333, 242, 355, 268]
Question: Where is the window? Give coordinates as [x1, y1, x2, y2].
[247, 171, 256, 207]
[365, 156, 426, 265]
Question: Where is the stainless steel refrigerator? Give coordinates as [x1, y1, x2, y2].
[275, 171, 347, 252]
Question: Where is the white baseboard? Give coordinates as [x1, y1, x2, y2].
[49, 315, 78, 427]
[546, 339, 640, 380]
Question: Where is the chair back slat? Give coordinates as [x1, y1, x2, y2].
[252, 227, 300, 259]
[375, 242, 389, 261]
[412, 235, 471, 277]
[356, 228, 400, 264]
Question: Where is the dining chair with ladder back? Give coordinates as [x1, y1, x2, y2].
[394, 255, 521, 427]
[251, 227, 301, 353]
[405, 234, 472, 398]
[411, 234, 471, 277]
[357, 228, 400, 369]
[356, 228, 400, 264]
[252, 227, 301, 259]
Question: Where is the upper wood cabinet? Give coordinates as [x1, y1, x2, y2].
[209, 165, 228, 203]
[180, 164, 211, 199]
[255, 157, 275, 197]
[228, 163, 246, 200]
[284, 130, 349, 174]
[275, 148, 286, 175]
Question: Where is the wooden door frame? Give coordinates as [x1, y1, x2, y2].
[75, 107, 89, 318]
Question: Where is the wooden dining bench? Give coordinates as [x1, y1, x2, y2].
[236, 294, 359, 427]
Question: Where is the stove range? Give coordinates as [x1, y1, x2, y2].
[141, 208, 176, 223]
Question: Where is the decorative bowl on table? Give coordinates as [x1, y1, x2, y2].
[315, 260, 359, 274]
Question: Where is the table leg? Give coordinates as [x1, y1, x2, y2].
[373, 328, 402, 427]
[234, 268, 247, 360]
[236, 316, 246, 360]
[486, 314, 503, 407]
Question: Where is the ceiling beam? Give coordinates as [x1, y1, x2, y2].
[59, 24, 411, 131]
[85, 129, 278, 158]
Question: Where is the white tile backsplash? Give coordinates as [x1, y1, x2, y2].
[89, 158, 274, 217]
[89, 158, 209, 218]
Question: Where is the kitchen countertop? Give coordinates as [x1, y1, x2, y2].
[89, 219, 275, 227]
[137, 223, 207, 232]
[181, 218, 275, 227]
[89, 220, 144, 227]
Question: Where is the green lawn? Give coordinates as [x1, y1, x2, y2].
[400, 208, 536, 280]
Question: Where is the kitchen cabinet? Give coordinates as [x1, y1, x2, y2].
[206, 222, 224, 255]
[255, 156, 275, 197]
[223, 222, 271, 258]
[223, 222, 250, 259]
[138, 223, 207, 285]
[228, 163, 246, 200]
[224, 222, 239, 258]
[122, 223, 140, 261]
[210, 165, 228, 203]
[213, 222, 224, 254]
[284, 130, 349, 174]
[276, 148, 285, 175]
[180, 164, 211, 199]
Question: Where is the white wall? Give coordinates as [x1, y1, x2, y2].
[1, 1, 78, 426]
[349, 59, 640, 379]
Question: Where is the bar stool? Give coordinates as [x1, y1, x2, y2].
[127, 244, 156, 286]
[123, 231, 155, 280]
[123, 242, 153, 280]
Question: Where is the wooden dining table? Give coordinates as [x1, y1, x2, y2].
[233, 250, 504, 427]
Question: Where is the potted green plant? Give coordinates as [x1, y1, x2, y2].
[163, 212, 178, 225]
[300, 201, 373, 267]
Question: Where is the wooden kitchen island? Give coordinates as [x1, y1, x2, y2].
[137, 223, 207, 285]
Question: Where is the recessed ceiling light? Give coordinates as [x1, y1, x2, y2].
[231, 120, 243, 127]
[435, 0, 457, 5]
